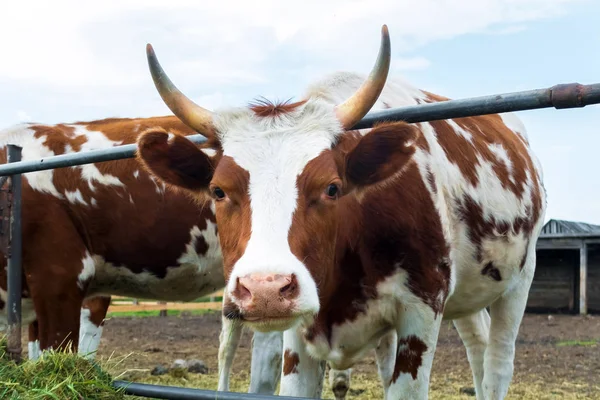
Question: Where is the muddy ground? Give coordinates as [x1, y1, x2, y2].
[87, 312, 599, 399]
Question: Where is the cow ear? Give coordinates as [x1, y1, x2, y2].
[136, 128, 219, 192]
[344, 122, 419, 190]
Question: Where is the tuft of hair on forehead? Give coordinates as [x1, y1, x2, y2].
[248, 97, 308, 118]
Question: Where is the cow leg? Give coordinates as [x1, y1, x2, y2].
[482, 253, 535, 400]
[79, 296, 111, 359]
[328, 367, 352, 400]
[375, 329, 398, 399]
[37, 286, 84, 353]
[386, 305, 443, 400]
[28, 320, 41, 361]
[279, 328, 326, 398]
[217, 315, 243, 392]
[248, 331, 283, 394]
[453, 309, 490, 400]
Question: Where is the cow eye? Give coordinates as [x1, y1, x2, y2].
[212, 187, 226, 200]
[324, 184, 339, 199]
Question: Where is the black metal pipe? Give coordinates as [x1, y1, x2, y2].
[0, 134, 208, 176]
[0, 82, 599, 177]
[6, 145, 23, 362]
[352, 82, 600, 129]
[112, 381, 314, 400]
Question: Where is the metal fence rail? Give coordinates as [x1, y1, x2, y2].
[113, 381, 310, 400]
[2, 80, 599, 398]
[353, 82, 600, 129]
[0, 82, 599, 177]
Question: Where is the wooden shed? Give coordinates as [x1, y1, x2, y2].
[527, 219, 600, 315]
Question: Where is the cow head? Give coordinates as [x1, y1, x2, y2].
[137, 25, 419, 332]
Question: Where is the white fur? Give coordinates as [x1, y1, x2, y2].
[248, 330, 284, 394]
[78, 307, 103, 359]
[70, 125, 125, 191]
[78, 251, 96, 289]
[0, 124, 63, 198]
[28, 340, 41, 360]
[201, 148, 217, 157]
[217, 316, 243, 392]
[65, 188, 89, 206]
[280, 328, 326, 398]
[374, 330, 398, 400]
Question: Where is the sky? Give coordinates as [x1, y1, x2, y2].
[0, 0, 599, 224]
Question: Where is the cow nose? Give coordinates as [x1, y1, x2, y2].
[232, 274, 299, 318]
[235, 274, 299, 301]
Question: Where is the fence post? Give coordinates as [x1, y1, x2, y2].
[6, 145, 23, 362]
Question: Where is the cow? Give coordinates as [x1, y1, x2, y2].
[0, 117, 281, 395]
[137, 24, 547, 400]
[0, 118, 352, 397]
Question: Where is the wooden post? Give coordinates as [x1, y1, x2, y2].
[579, 241, 588, 315]
[159, 301, 167, 317]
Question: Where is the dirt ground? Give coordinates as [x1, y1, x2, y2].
[89, 311, 599, 399]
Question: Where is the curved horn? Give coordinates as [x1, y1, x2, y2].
[146, 44, 215, 137]
[335, 25, 391, 130]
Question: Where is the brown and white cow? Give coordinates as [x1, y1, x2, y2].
[0, 116, 293, 395]
[138, 24, 547, 400]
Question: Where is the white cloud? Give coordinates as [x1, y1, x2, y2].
[16, 110, 33, 122]
[0, 0, 585, 89]
[392, 57, 431, 71]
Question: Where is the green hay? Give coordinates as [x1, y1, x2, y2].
[0, 337, 126, 400]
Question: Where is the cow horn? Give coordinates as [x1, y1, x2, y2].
[335, 25, 391, 130]
[146, 44, 215, 137]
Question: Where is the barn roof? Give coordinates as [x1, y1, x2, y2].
[540, 219, 600, 238]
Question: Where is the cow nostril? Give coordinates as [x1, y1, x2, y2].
[235, 277, 252, 301]
[279, 275, 298, 298]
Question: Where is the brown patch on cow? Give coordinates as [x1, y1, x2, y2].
[344, 122, 419, 188]
[481, 262, 502, 282]
[288, 125, 451, 337]
[83, 296, 112, 327]
[283, 349, 300, 375]
[210, 156, 252, 279]
[248, 98, 308, 118]
[391, 335, 428, 382]
[456, 194, 538, 265]
[137, 128, 217, 193]
[28, 320, 39, 343]
[423, 91, 451, 103]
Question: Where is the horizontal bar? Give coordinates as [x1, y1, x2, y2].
[112, 381, 313, 400]
[1, 82, 599, 176]
[0, 134, 207, 176]
[352, 82, 600, 129]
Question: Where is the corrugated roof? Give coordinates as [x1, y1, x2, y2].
[541, 219, 600, 236]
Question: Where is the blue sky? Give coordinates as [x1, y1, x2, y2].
[0, 0, 598, 223]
